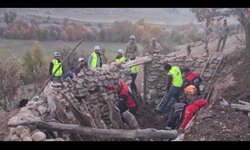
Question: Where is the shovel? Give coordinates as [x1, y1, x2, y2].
[156, 92, 167, 109]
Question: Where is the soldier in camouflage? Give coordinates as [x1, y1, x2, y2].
[148, 37, 163, 55]
[125, 35, 139, 59]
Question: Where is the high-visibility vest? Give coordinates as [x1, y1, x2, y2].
[129, 57, 139, 73]
[115, 56, 125, 62]
[51, 59, 63, 77]
[168, 66, 183, 87]
[90, 52, 98, 67]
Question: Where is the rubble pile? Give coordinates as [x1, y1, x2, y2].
[4, 61, 132, 141]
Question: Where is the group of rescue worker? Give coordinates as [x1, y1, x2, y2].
[49, 34, 208, 133]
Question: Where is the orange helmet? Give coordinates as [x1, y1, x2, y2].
[185, 85, 197, 95]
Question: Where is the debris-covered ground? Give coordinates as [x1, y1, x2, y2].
[185, 50, 250, 141]
[0, 108, 20, 141]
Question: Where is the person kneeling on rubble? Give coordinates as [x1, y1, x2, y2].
[103, 81, 138, 122]
[165, 85, 208, 130]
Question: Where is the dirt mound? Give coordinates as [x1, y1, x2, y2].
[184, 50, 250, 141]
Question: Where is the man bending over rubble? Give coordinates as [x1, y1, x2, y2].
[165, 85, 208, 130]
[103, 81, 138, 122]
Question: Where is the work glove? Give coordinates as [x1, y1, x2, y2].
[103, 83, 108, 89]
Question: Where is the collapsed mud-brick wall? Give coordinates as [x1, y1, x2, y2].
[144, 53, 222, 107]
[4, 61, 136, 141]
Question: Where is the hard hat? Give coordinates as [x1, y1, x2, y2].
[151, 37, 156, 41]
[117, 49, 124, 54]
[185, 85, 198, 95]
[78, 57, 84, 62]
[94, 46, 100, 50]
[130, 35, 135, 40]
[54, 52, 61, 57]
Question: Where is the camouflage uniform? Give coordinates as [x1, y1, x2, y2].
[148, 37, 163, 55]
[125, 35, 139, 59]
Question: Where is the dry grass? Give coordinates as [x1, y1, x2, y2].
[0, 38, 143, 60]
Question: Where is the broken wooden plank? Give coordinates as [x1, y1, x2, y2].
[8, 121, 178, 140]
[231, 103, 250, 112]
[205, 54, 225, 102]
[238, 100, 250, 106]
[125, 56, 152, 68]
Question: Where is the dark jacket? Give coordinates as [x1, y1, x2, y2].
[107, 81, 138, 114]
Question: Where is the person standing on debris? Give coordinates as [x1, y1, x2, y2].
[182, 67, 202, 96]
[155, 64, 183, 112]
[88, 46, 102, 70]
[49, 52, 64, 83]
[147, 37, 163, 55]
[129, 53, 139, 94]
[75, 57, 87, 76]
[165, 85, 208, 130]
[216, 19, 230, 52]
[115, 49, 125, 62]
[67, 67, 75, 79]
[103, 81, 138, 121]
[125, 35, 139, 59]
[203, 21, 213, 56]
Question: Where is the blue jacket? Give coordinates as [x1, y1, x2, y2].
[67, 71, 74, 79]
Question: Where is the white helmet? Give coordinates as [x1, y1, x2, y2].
[130, 35, 135, 40]
[78, 57, 84, 62]
[118, 49, 124, 54]
[54, 52, 60, 57]
[94, 46, 100, 50]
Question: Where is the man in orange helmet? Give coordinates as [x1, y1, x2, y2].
[165, 85, 208, 130]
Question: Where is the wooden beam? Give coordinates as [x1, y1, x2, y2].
[204, 54, 225, 102]
[238, 100, 250, 106]
[8, 121, 178, 140]
[231, 103, 250, 112]
[125, 56, 152, 68]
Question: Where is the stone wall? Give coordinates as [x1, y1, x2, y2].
[4, 61, 133, 141]
[144, 53, 222, 106]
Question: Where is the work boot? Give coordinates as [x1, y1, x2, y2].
[155, 107, 162, 112]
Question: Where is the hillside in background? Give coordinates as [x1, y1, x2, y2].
[0, 8, 197, 25]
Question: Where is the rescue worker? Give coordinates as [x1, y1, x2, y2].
[182, 67, 202, 96]
[67, 67, 75, 79]
[103, 81, 138, 122]
[88, 46, 102, 70]
[203, 21, 213, 56]
[115, 49, 125, 62]
[75, 57, 87, 76]
[125, 35, 139, 59]
[155, 64, 183, 112]
[49, 52, 64, 83]
[216, 19, 230, 52]
[165, 85, 208, 130]
[147, 37, 163, 55]
[129, 53, 139, 94]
